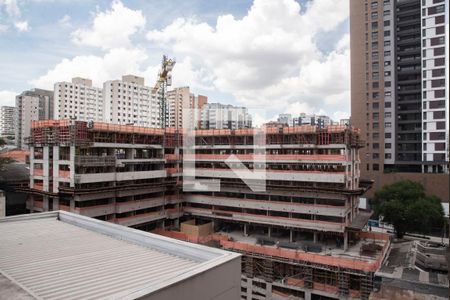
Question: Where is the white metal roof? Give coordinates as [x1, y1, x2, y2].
[0, 211, 240, 300]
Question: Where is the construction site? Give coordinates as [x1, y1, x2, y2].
[25, 119, 392, 300]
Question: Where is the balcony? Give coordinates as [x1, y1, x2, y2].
[184, 195, 348, 217]
[74, 155, 116, 167]
[114, 211, 166, 227]
[183, 207, 344, 232]
[75, 170, 166, 183]
[116, 198, 165, 214]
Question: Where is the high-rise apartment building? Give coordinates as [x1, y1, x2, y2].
[166, 87, 208, 129]
[0, 106, 16, 137]
[277, 113, 293, 126]
[15, 89, 53, 150]
[200, 103, 252, 130]
[54, 78, 104, 122]
[350, 0, 448, 195]
[103, 75, 161, 127]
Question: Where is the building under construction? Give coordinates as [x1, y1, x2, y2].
[26, 120, 390, 300]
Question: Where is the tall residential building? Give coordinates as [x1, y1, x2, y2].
[103, 75, 161, 127]
[167, 87, 208, 129]
[0, 106, 16, 137]
[54, 77, 104, 122]
[277, 113, 293, 126]
[350, 0, 448, 195]
[292, 114, 332, 128]
[167, 87, 190, 129]
[15, 89, 53, 150]
[201, 103, 252, 130]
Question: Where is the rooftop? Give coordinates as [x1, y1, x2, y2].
[0, 211, 240, 300]
[374, 239, 449, 299]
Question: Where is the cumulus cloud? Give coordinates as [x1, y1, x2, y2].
[147, 0, 350, 120]
[72, 0, 146, 49]
[14, 20, 28, 32]
[30, 48, 148, 89]
[58, 14, 71, 27]
[0, 90, 17, 106]
[0, 0, 29, 33]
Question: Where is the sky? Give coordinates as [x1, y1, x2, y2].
[0, 0, 350, 122]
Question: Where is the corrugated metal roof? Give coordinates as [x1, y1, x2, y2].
[0, 212, 240, 300]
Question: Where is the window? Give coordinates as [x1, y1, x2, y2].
[384, 40, 391, 47]
[385, 91, 392, 97]
[373, 92, 380, 99]
[372, 42, 379, 50]
[371, 1, 378, 9]
[385, 112, 391, 118]
[384, 20, 390, 27]
[433, 111, 445, 119]
[373, 82, 379, 89]
[436, 121, 446, 130]
[385, 133, 392, 138]
[373, 132, 379, 139]
[385, 153, 392, 159]
[373, 164, 380, 171]
[384, 50, 391, 57]
[371, 11, 378, 19]
[372, 52, 379, 60]
[373, 143, 379, 149]
[434, 47, 445, 56]
[436, 26, 445, 34]
[373, 112, 379, 119]
[384, 61, 391, 66]
[372, 22, 378, 30]
[435, 15, 444, 24]
[385, 81, 391, 87]
[384, 71, 391, 76]
[435, 89, 445, 98]
[385, 122, 392, 128]
[431, 79, 445, 88]
[371, 32, 378, 40]
[435, 57, 445, 66]
[384, 30, 390, 37]
[385, 143, 391, 149]
[373, 153, 379, 159]
[373, 123, 379, 129]
[373, 102, 379, 109]
[372, 72, 379, 80]
[430, 37, 444, 46]
[383, 10, 390, 16]
[372, 62, 379, 70]
[429, 100, 445, 109]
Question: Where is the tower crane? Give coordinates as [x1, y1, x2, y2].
[154, 55, 176, 128]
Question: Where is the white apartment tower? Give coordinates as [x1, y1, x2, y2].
[54, 78, 104, 122]
[0, 106, 16, 137]
[201, 103, 252, 130]
[103, 75, 161, 127]
[15, 89, 53, 150]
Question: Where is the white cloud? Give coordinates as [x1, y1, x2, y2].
[0, 90, 17, 106]
[14, 20, 28, 32]
[30, 48, 149, 89]
[58, 14, 71, 27]
[0, 0, 29, 33]
[147, 0, 350, 119]
[72, 0, 146, 50]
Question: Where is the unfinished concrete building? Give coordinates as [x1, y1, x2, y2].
[26, 120, 390, 300]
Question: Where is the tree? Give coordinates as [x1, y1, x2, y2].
[373, 180, 445, 238]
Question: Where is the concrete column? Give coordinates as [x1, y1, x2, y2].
[268, 227, 272, 238]
[290, 229, 294, 242]
[70, 146, 76, 188]
[29, 146, 34, 188]
[246, 278, 253, 300]
[305, 290, 311, 300]
[53, 146, 60, 193]
[70, 199, 75, 212]
[43, 195, 49, 211]
[244, 224, 248, 237]
[344, 231, 349, 251]
[174, 218, 180, 229]
[43, 146, 50, 192]
[28, 194, 34, 212]
[52, 197, 59, 211]
[266, 282, 272, 300]
[313, 232, 318, 243]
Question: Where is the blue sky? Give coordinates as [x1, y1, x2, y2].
[0, 0, 350, 122]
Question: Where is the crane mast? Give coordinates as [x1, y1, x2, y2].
[154, 55, 176, 128]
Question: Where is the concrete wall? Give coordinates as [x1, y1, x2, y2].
[145, 256, 241, 300]
[181, 220, 213, 237]
[365, 172, 449, 201]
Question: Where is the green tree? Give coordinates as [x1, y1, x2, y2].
[373, 180, 445, 238]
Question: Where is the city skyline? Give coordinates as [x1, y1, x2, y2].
[0, 0, 350, 122]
